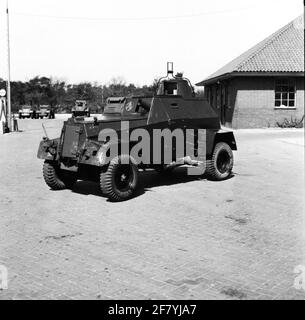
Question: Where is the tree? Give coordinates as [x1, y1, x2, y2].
[4, 75, 163, 113]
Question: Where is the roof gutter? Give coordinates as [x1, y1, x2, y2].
[196, 71, 305, 86]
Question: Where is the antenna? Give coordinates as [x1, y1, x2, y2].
[167, 62, 174, 76]
[42, 123, 49, 139]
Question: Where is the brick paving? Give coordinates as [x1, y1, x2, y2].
[0, 118, 304, 300]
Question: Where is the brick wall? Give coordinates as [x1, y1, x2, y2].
[230, 76, 304, 129]
[204, 76, 304, 129]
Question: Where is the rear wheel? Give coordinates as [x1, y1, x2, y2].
[43, 161, 77, 190]
[100, 155, 138, 201]
[206, 142, 233, 181]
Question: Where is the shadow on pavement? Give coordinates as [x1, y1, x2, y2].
[69, 167, 207, 200]
[71, 180, 104, 197]
[69, 167, 235, 200]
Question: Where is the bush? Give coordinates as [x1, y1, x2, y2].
[276, 115, 304, 128]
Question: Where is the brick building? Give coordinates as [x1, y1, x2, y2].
[196, 15, 304, 128]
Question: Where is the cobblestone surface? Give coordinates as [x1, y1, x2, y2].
[0, 118, 304, 300]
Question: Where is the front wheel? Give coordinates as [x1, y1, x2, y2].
[206, 142, 233, 181]
[100, 155, 138, 202]
[43, 161, 77, 190]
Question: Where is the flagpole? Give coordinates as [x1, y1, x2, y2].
[6, 0, 12, 131]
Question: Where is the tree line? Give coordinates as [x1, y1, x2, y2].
[0, 76, 159, 113]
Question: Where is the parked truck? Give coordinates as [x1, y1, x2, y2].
[19, 105, 35, 119]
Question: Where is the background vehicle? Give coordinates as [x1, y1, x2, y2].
[37, 63, 237, 202]
[36, 105, 50, 119]
[19, 105, 34, 119]
[71, 100, 90, 117]
[36, 105, 55, 119]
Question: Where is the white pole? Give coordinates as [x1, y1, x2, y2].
[6, 0, 12, 131]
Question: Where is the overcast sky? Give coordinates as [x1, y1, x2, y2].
[0, 0, 303, 86]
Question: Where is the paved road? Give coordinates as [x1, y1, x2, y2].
[0, 118, 304, 300]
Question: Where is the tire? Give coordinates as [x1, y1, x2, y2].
[43, 161, 77, 190]
[206, 142, 233, 181]
[100, 155, 138, 201]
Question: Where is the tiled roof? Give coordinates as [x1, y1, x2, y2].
[197, 15, 304, 85]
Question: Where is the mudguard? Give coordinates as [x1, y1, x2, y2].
[214, 130, 237, 151]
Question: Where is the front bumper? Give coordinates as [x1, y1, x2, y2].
[38, 112, 49, 117]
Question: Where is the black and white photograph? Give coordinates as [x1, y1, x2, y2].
[0, 0, 304, 305]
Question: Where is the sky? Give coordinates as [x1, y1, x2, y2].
[0, 0, 303, 87]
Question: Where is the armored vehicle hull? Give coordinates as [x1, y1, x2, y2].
[38, 65, 237, 201]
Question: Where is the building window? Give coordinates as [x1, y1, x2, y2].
[275, 79, 296, 108]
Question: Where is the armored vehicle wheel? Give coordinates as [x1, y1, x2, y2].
[43, 161, 77, 190]
[100, 155, 138, 202]
[206, 142, 233, 181]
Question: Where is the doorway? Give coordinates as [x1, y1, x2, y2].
[220, 84, 227, 125]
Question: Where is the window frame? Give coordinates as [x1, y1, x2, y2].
[274, 79, 296, 109]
